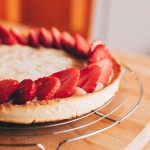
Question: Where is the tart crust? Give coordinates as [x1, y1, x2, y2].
[0, 65, 122, 124]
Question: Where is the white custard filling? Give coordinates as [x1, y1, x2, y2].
[73, 87, 87, 96]
[95, 83, 104, 91]
[0, 45, 85, 81]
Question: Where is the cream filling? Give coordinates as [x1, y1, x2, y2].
[0, 45, 85, 81]
[73, 87, 87, 96]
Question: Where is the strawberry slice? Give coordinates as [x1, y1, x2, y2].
[74, 34, 90, 59]
[77, 65, 101, 93]
[28, 28, 40, 48]
[51, 27, 62, 49]
[88, 45, 110, 64]
[10, 27, 27, 45]
[14, 79, 36, 104]
[51, 68, 80, 98]
[35, 77, 60, 100]
[96, 58, 113, 86]
[35, 77, 48, 89]
[0, 25, 17, 45]
[111, 58, 121, 80]
[39, 27, 53, 47]
[89, 40, 104, 53]
[0, 79, 19, 103]
[61, 31, 75, 53]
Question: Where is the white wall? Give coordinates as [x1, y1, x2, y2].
[89, 0, 150, 55]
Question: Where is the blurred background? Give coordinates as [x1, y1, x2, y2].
[0, 0, 149, 55]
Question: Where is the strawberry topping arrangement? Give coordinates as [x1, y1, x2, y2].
[28, 28, 40, 48]
[0, 25, 120, 105]
[13, 79, 37, 104]
[39, 27, 53, 48]
[10, 27, 27, 45]
[77, 65, 101, 93]
[35, 77, 60, 100]
[0, 79, 19, 103]
[0, 25, 17, 45]
[51, 68, 80, 98]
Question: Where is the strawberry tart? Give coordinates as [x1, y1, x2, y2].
[0, 25, 122, 124]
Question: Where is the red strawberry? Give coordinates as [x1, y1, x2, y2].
[89, 40, 104, 53]
[35, 77, 48, 89]
[35, 77, 60, 100]
[95, 58, 113, 86]
[77, 65, 101, 93]
[51, 27, 62, 49]
[0, 25, 17, 45]
[0, 79, 19, 103]
[111, 58, 121, 80]
[61, 31, 75, 53]
[13, 79, 36, 104]
[51, 68, 80, 98]
[28, 28, 40, 48]
[10, 27, 27, 45]
[39, 27, 53, 47]
[88, 45, 110, 64]
[74, 34, 90, 59]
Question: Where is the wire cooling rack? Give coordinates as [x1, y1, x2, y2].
[0, 65, 143, 150]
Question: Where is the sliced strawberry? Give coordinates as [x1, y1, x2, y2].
[51, 68, 80, 98]
[77, 65, 101, 93]
[13, 79, 36, 104]
[35, 77, 60, 100]
[96, 58, 113, 86]
[89, 40, 104, 53]
[88, 45, 110, 64]
[35, 77, 48, 89]
[51, 27, 62, 49]
[28, 28, 40, 48]
[0, 79, 19, 103]
[61, 31, 75, 53]
[0, 25, 17, 45]
[74, 34, 90, 59]
[111, 58, 121, 80]
[10, 27, 27, 45]
[39, 27, 53, 47]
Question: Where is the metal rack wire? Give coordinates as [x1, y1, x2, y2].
[0, 66, 143, 150]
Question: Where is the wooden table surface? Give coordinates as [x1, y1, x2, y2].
[0, 22, 150, 150]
